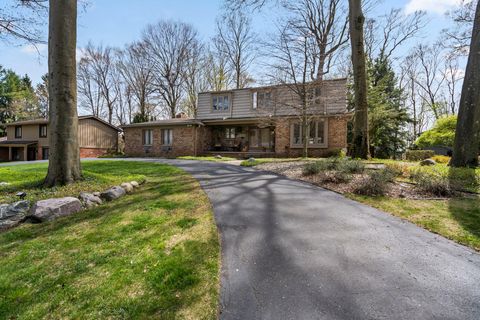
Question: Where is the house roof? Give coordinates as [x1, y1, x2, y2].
[121, 118, 204, 128]
[0, 140, 38, 146]
[198, 77, 348, 95]
[3, 115, 122, 132]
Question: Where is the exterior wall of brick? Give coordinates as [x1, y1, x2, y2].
[123, 116, 350, 158]
[274, 115, 350, 157]
[124, 126, 198, 158]
[80, 148, 110, 158]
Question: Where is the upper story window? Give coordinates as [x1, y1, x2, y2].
[161, 129, 173, 146]
[39, 124, 48, 138]
[253, 91, 273, 109]
[291, 119, 327, 148]
[15, 126, 22, 138]
[212, 95, 230, 111]
[143, 129, 153, 146]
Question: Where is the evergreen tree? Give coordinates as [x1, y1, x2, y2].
[367, 58, 411, 158]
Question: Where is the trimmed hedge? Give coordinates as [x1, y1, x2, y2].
[405, 150, 435, 161]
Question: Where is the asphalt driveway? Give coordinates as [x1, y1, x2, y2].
[3, 158, 480, 319]
[165, 160, 480, 320]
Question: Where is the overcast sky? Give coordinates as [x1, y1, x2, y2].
[0, 0, 465, 85]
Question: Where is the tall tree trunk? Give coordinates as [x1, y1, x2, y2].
[44, 0, 82, 186]
[451, 0, 480, 167]
[349, 0, 370, 159]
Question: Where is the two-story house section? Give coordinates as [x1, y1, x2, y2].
[0, 115, 121, 162]
[122, 78, 351, 158]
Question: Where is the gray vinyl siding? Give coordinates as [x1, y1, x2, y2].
[196, 79, 347, 120]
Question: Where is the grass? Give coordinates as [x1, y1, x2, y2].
[351, 195, 480, 251]
[177, 156, 236, 162]
[0, 161, 219, 319]
[240, 157, 313, 167]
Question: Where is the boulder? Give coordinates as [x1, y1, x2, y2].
[92, 191, 101, 197]
[29, 197, 82, 222]
[130, 181, 139, 188]
[0, 182, 9, 187]
[248, 157, 256, 163]
[215, 155, 222, 159]
[420, 159, 436, 166]
[79, 192, 103, 208]
[0, 200, 30, 230]
[120, 182, 134, 193]
[100, 186, 126, 201]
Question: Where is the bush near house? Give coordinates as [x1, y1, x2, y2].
[405, 149, 435, 161]
[415, 115, 456, 148]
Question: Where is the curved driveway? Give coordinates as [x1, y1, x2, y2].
[3, 159, 480, 319]
[157, 159, 480, 320]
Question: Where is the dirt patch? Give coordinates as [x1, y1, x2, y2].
[255, 161, 464, 200]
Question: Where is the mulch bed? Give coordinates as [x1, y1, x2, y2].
[255, 161, 469, 200]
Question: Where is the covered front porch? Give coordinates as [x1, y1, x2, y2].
[0, 141, 38, 162]
[204, 122, 276, 154]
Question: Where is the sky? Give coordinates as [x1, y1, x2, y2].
[0, 0, 466, 85]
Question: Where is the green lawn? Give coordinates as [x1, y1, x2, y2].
[351, 195, 480, 251]
[0, 161, 219, 319]
[177, 156, 237, 162]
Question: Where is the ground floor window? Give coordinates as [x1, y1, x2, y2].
[42, 147, 49, 160]
[225, 127, 236, 139]
[161, 129, 173, 146]
[291, 119, 327, 147]
[143, 129, 153, 146]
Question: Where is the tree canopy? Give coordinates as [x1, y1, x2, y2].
[415, 115, 457, 148]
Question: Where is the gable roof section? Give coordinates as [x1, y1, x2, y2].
[3, 115, 122, 132]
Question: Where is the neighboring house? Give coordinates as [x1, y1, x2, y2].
[123, 78, 351, 158]
[0, 115, 121, 162]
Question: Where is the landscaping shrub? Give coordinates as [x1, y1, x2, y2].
[415, 115, 456, 148]
[337, 159, 365, 174]
[410, 168, 453, 196]
[302, 161, 322, 175]
[384, 162, 409, 178]
[405, 150, 435, 161]
[431, 155, 451, 164]
[354, 170, 392, 196]
[319, 170, 352, 184]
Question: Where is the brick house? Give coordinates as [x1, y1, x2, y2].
[123, 78, 351, 158]
[0, 115, 121, 162]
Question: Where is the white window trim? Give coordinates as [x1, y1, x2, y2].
[290, 118, 328, 148]
[143, 129, 153, 146]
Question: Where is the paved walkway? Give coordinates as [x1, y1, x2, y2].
[2, 159, 480, 319]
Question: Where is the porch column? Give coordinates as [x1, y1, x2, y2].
[8, 147, 11, 161]
[23, 146, 27, 161]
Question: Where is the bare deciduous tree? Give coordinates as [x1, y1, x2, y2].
[116, 42, 157, 121]
[267, 26, 322, 157]
[409, 43, 447, 120]
[82, 43, 118, 124]
[215, 10, 256, 89]
[443, 0, 478, 55]
[0, 0, 47, 45]
[349, 0, 369, 159]
[78, 55, 105, 118]
[142, 21, 200, 118]
[45, 0, 81, 186]
[452, 0, 480, 167]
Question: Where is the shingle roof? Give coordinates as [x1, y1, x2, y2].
[121, 118, 204, 128]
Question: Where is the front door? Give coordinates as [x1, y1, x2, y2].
[249, 128, 274, 151]
[27, 147, 37, 161]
